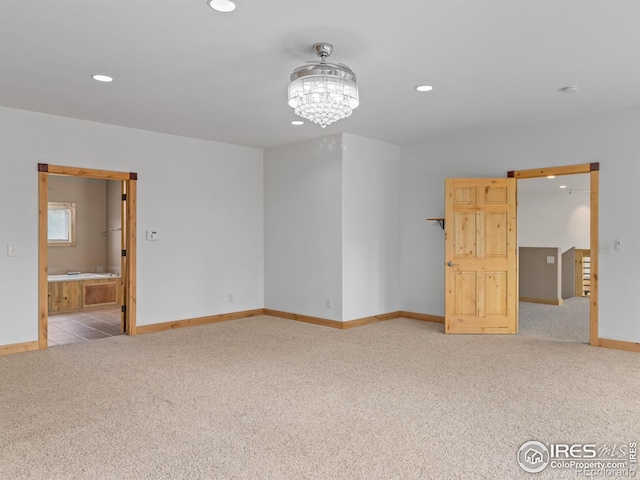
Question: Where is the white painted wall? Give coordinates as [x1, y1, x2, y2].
[400, 106, 640, 343]
[2, 105, 637, 345]
[342, 134, 401, 321]
[264, 134, 343, 320]
[518, 190, 590, 253]
[264, 133, 401, 322]
[0, 106, 264, 345]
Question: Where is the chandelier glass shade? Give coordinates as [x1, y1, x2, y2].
[288, 43, 359, 128]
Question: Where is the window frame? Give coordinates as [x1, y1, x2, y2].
[47, 201, 77, 247]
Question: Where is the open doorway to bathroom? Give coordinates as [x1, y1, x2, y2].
[38, 164, 137, 350]
[46, 176, 124, 346]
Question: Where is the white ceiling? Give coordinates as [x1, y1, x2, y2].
[518, 173, 590, 193]
[1, 1, 638, 149]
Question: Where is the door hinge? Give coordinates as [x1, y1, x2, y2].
[121, 305, 126, 313]
[122, 194, 127, 201]
[121, 249, 127, 257]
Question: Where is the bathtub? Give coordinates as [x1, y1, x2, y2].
[48, 273, 116, 282]
[47, 273, 120, 313]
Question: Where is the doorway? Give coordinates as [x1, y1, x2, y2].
[508, 163, 599, 346]
[517, 173, 590, 343]
[38, 164, 138, 350]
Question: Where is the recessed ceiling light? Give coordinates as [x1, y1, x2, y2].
[559, 86, 578, 94]
[291, 120, 304, 126]
[547, 175, 555, 179]
[415, 85, 434, 92]
[559, 185, 567, 189]
[92, 74, 113, 82]
[208, 0, 236, 12]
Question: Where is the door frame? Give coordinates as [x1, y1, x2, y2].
[38, 164, 138, 349]
[508, 163, 599, 346]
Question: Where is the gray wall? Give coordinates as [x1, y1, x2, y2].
[48, 176, 107, 274]
[519, 247, 562, 304]
[562, 247, 576, 299]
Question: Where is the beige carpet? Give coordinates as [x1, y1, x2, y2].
[1, 315, 638, 479]
[519, 297, 590, 344]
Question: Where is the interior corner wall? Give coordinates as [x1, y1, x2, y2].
[264, 134, 344, 320]
[400, 106, 640, 343]
[342, 134, 401, 321]
[0, 106, 264, 345]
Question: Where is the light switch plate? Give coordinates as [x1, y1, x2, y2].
[145, 230, 159, 241]
[546, 256, 555, 264]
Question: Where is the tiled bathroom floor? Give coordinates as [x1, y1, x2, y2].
[48, 306, 123, 346]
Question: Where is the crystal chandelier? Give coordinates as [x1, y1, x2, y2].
[288, 43, 359, 128]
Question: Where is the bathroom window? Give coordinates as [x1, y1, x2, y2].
[48, 202, 77, 246]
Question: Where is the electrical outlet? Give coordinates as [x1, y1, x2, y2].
[326, 298, 332, 309]
[228, 294, 234, 303]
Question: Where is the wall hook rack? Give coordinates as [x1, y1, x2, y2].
[427, 218, 445, 230]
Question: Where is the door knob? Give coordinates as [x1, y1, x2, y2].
[447, 261, 454, 267]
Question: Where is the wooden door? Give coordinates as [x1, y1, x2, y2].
[445, 178, 517, 334]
